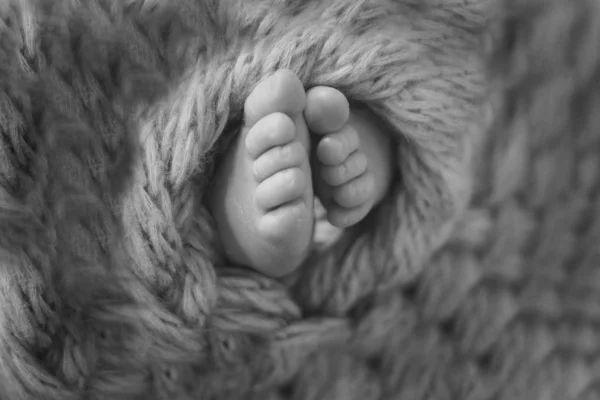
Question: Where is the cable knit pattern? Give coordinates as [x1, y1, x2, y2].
[1, 0, 597, 399]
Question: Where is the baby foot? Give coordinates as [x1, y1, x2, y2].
[208, 70, 314, 277]
[305, 87, 392, 228]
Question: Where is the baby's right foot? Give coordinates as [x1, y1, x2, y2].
[208, 70, 314, 277]
[305, 87, 393, 228]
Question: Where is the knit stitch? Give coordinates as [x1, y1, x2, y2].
[1, 0, 597, 399]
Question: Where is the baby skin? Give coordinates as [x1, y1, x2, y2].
[208, 70, 392, 277]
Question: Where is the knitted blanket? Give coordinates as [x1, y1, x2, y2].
[1, 0, 598, 399]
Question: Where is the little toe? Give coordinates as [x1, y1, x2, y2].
[245, 69, 307, 127]
[316, 125, 360, 166]
[333, 172, 376, 209]
[305, 86, 350, 134]
[245, 113, 296, 159]
[253, 141, 307, 182]
[255, 167, 307, 210]
[326, 203, 371, 228]
[320, 151, 368, 186]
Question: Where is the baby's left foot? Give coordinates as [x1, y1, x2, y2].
[305, 87, 393, 228]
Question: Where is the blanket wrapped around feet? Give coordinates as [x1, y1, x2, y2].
[1, 0, 599, 399]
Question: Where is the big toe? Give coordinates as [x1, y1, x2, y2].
[245, 69, 307, 127]
[305, 86, 350, 134]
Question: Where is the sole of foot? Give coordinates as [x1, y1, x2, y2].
[305, 86, 378, 228]
[209, 70, 315, 277]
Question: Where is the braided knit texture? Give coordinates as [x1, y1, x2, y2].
[1, 0, 598, 399]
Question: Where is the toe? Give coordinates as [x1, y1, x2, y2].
[305, 86, 350, 134]
[316, 125, 360, 166]
[320, 151, 368, 186]
[333, 172, 375, 208]
[326, 203, 371, 228]
[245, 113, 295, 159]
[255, 167, 307, 210]
[245, 69, 306, 127]
[253, 141, 307, 182]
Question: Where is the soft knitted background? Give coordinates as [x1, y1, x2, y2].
[0, 0, 598, 399]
